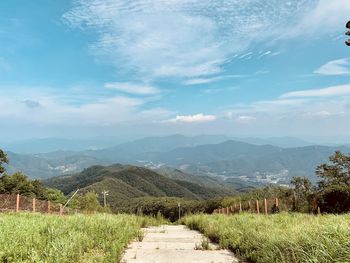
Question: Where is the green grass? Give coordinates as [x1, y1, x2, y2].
[0, 213, 164, 263]
[182, 212, 350, 263]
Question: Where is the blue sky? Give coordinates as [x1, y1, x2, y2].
[1, 0, 350, 141]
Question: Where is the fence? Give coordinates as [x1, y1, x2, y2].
[213, 196, 315, 215]
[0, 194, 67, 215]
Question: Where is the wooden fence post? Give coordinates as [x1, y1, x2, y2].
[47, 201, 51, 213]
[16, 194, 20, 212]
[59, 204, 63, 216]
[226, 207, 229, 215]
[275, 197, 279, 208]
[264, 198, 268, 215]
[239, 201, 242, 213]
[256, 200, 260, 214]
[32, 198, 36, 212]
[248, 200, 252, 212]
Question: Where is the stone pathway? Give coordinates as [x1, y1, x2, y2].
[121, 225, 238, 263]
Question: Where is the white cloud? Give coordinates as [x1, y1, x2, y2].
[239, 52, 253, 59]
[302, 110, 332, 119]
[222, 82, 350, 137]
[258, 51, 271, 58]
[0, 88, 171, 127]
[281, 0, 350, 39]
[237, 115, 256, 123]
[314, 58, 350, 76]
[165, 113, 216, 123]
[105, 82, 160, 95]
[183, 75, 244, 85]
[281, 84, 350, 98]
[63, 0, 315, 79]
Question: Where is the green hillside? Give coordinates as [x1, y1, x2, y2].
[44, 164, 234, 210]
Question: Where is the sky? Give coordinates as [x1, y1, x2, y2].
[1, 0, 350, 142]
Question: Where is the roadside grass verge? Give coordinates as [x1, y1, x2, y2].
[0, 213, 165, 263]
[182, 212, 350, 263]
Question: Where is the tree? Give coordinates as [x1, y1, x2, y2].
[316, 151, 350, 188]
[0, 149, 67, 203]
[0, 172, 35, 196]
[291, 176, 312, 199]
[316, 151, 350, 213]
[44, 188, 66, 204]
[0, 149, 9, 174]
[76, 191, 103, 212]
[290, 176, 313, 212]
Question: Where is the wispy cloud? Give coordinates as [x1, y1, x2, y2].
[314, 58, 350, 76]
[105, 82, 160, 95]
[63, 0, 315, 79]
[236, 115, 256, 124]
[183, 75, 244, 85]
[281, 84, 350, 98]
[223, 83, 350, 135]
[257, 50, 281, 59]
[0, 87, 171, 126]
[165, 113, 216, 123]
[280, 0, 350, 40]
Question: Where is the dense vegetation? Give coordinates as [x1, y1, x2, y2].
[117, 196, 221, 222]
[183, 213, 350, 263]
[0, 150, 65, 203]
[220, 151, 350, 214]
[44, 164, 234, 210]
[0, 213, 164, 263]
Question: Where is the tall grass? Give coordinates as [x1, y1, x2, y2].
[0, 213, 164, 263]
[182, 212, 350, 263]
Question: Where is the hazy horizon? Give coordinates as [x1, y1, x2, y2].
[2, 133, 350, 155]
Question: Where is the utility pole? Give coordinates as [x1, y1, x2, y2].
[102, 190, 109, 207]
[178, 202, 181, 221]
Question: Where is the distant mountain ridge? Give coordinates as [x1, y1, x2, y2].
[83, 134, 230, 162]
[3, 134, 316, 154]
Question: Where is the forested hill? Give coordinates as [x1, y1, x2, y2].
[44, 164, 235, 204]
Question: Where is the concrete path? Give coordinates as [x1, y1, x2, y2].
[121, 225, 239, 263]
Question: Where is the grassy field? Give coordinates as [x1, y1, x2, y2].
[182, 212, 350, 263]
[0, 213, 164, 263]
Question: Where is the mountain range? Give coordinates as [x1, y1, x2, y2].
[2, 135, 316, 154]
[4, 135, 350, 188]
